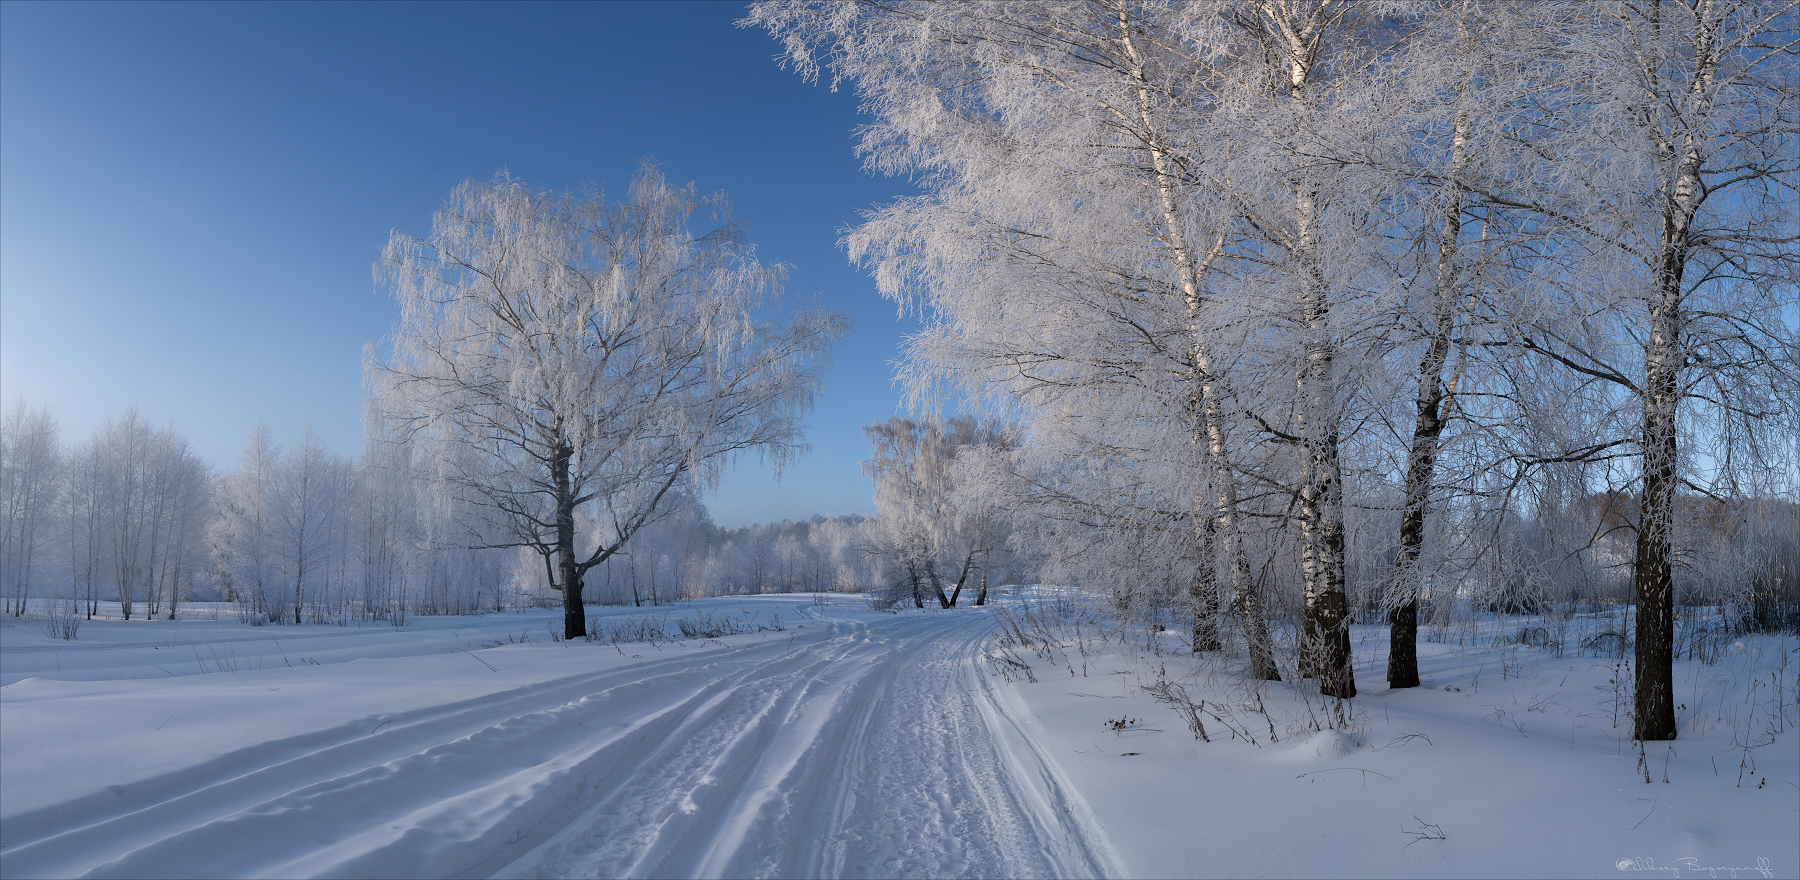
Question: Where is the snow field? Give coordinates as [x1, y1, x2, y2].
[3, 593, 1794, 879]
[988, 598, 1799, 879]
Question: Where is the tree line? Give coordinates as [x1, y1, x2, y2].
[0, 403, 515, 625]
[0, 400, 950, 626]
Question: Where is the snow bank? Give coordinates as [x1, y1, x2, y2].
[992, 602, 1798, 879]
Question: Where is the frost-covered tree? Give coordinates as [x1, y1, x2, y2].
[213, 424, 285, 622]
[751, 1, 1796, 713]
[64, 435, 107, 619]
[373, 168, 844, 638]
[750, 0, 1398, 682]
[96, 412, 154, 620]
[268, 428, 350, 625]
[1, 400, 61, 616]
[1347, 0, 1591, 689]
[138, 426, 209, 620]
[864, 417, 1011, 608]
[352, 439, 420, 621]
[40, 410, 213, 622]
[1501, 0, 1799, 740]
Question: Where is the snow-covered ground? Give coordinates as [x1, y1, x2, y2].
[1, 595, 1117, 879]
[987, 597, 1798, 879]
[1, 593, 1794, 879]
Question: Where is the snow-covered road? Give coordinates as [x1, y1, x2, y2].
[1, 604, 1123, 879]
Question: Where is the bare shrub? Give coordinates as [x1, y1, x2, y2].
[33, 597, 82, 640]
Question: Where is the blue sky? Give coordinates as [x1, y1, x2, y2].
[0, 0, 917, 527]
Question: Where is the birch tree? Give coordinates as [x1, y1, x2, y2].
[749, 0, 1286, 678]
[1, 400, 60, 617]
[865, 417, 1011, 608]
[1527, 0, 1798, 740]
[96, 411, 155, 620]
[1365, 0, 1583, 688]
[213, 424, 285, 622]
[270, 428, 349, 624]
[139, 426, 209, 620]
[65, 437, 106, 619]
[373, 168, 843, 639]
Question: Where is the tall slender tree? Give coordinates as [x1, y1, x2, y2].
[1, 400, 61, 617]
[750, 0, 1289, 678]
[1536, 0, 1798, 740]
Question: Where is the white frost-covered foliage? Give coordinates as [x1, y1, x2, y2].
[747, 0, 1800, 702]
[2, 399, 61, 617]
[370, 167, 843, 636]
[3, 403, 908, 627]
[862, 417, 1017, 608]
[576, 512, 899, 604]
[209, 424, 503, 626]
[0, 406, 211, 624]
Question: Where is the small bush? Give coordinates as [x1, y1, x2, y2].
[1514, 625, 1560, 653]
[1582, 631, 1629, 659]
[33, 597, 82, 640]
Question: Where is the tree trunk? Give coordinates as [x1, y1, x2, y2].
[1389, 326, 1452, 689]
[1634, 249, 1683, 741]
[1118, 13, 1275, 678]
[1191, 505, 1223, 652]
[905, 559, 925, 608]
[947, 549, 978, 608]
[925, 559, 952, 608]
[1298, 423, 1355, 699]
[1391, 112, 1469, 688]
[975, 570, 988, 606]
[1189, 391, 1224, 652]
[1296, 186, 1354, 699]
[1205, 392, 1281, 681]
[554, 439, 586, 640]
[167, 563, 180, 621]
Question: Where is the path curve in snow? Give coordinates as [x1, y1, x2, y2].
[1, 606, 1123, 880]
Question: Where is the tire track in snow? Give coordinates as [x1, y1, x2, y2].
[1, 625, 838, 879]
[489, 610, 1123, 880]
[3, 609, 1120, 880]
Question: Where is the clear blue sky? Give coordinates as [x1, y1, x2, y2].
[1, 0, 917, 527]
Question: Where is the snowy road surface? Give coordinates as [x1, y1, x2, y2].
[1, 603, 1124, 879]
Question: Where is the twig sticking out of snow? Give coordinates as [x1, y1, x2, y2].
[1401, 816, 1446, 848]
[433, 641, 498, 672]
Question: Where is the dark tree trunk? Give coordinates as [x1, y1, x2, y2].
[1390, 321, 1451, 690]
[925, 560, 952, 608]
[1388, 603, 1419, 688]
[946, 550, 977, 608]
[1390, 113, 1467, 689]
[1192, 511, 1223, 652]
[975, 571, 988, 606]
[554, 439, 586, 641]
[1634, 251, 1683, 742]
